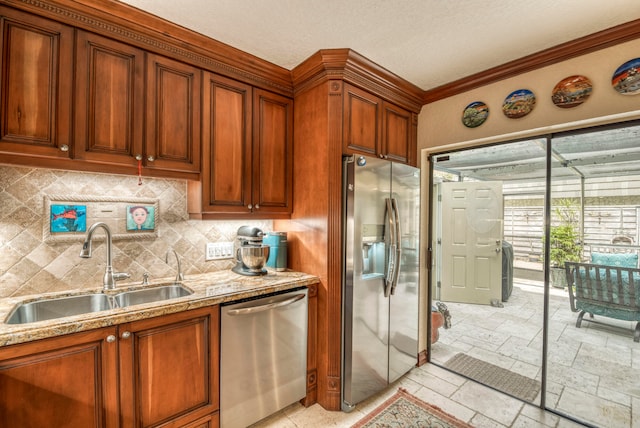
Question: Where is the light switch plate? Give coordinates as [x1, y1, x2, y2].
[206, 242, 234, 261]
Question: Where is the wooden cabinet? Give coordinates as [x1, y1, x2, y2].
[74, 30, 145, 169]
[0, 327, 119, 428]
[198, 73, 252, 216]
[145, 53, 202, 176]
[343, 83, 415, 165]
[0, 10, 202, 179]
[189, 73, 292, 219]
[120, 307, 219, 427]
[251, 88, 294, 217]
[0, 7, 73, 160]
[76, 38, 202, 178]
[0, 307, 219, 428]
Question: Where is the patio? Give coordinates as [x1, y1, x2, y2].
[430, 279, 640, 427]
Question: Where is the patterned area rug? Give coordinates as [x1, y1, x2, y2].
[352, 388, 473, 428]
[443, 353, 540, 402]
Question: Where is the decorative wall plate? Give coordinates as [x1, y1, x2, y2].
[551, 75, 593, 108]
[502, 89, 536, 118]
[612, 57, 640, 95]
[462, 101, 489, 128]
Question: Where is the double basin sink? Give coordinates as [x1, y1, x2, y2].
[5, 284, 192, 325]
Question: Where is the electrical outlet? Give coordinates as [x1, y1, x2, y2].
[205, 242, 234, 261]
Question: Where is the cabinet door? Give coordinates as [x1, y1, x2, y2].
[342, 83, 380, 158]
[119, 307, 219, 427]
[0, 327, 119, 428]
[382, 101, 413, 164]
[74, 31, 144, 166]
[252, 88, 293, 216]
[201, 72, 252, 215]
[146, 53, 201, 175]
[0, 7, 73, 159]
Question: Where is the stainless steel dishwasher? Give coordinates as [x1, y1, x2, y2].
[220, 287, 308, 428]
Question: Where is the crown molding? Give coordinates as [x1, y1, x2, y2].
[423, 18, 640, 104]
[292, 49, 423, 112]
[4, 0, 294, 96]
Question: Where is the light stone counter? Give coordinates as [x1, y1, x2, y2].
[0, 269, 319, 347]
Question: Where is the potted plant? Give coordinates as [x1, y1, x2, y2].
[544, 199, 582, 288]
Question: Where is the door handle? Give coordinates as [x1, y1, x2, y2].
[226, 293, 305, 316]
[390, 198, 402, 295]
[384, 198, 396, 297]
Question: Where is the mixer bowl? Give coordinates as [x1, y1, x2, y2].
[239, 245, 270, 272]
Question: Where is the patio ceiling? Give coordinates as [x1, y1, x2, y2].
[433, 123, 640, 183]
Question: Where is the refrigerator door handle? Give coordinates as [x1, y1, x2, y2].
[384, 198, 396, 297]
[390, 198, 402, 295]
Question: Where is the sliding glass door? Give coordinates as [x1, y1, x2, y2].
[429, 120, 640, 426]
[545, 124, 640, 426]
[430, 138, 547, 408]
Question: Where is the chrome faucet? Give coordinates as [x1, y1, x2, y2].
[80, 222, 130, 290]
[166, 248, 184, 283]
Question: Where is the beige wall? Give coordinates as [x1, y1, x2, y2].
[0, 165, 270, 298]
[418, 38, 640, 153]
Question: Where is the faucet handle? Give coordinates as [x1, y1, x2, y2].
[113, 272, 131, 282]
[142, 272, 150, 285]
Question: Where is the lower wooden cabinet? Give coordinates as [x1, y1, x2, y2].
[0, 306, 219, 428]
[0, 326, 119, 428]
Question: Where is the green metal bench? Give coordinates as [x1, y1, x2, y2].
[565, 261, 640, 342]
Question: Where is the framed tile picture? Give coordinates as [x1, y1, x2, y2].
[44, 195, 158, 243]
[126, 205, 156, 231]
[50, 204, 87, 233]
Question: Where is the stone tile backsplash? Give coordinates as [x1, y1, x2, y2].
[0, 165, 271, 298]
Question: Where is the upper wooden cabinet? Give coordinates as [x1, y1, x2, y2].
[145, 53, 202, 176]
[74, 31, 202, 176]
[198, 73, 252, 216]
[0, 7, 73, 159]
[75, 37, 201, 178]
[252, 88, 293, 216]
[74, 30, 145, 168]
[343, 83, 415, 165]
[189, 73, 292, 219]
[382, 101, 415, 164]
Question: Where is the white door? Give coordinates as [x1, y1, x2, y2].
[440, 181, 503, 305]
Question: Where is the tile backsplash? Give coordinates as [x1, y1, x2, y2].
[0, 165, 271, 298]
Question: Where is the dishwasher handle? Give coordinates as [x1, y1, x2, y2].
[226, 293, 306, 316]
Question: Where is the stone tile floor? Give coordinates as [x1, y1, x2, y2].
[254, 280, 639, 427]
[430, 280, 639, 427]
[253, 363, 582, 427]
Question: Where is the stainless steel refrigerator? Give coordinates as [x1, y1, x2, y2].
[341, 155, 420, 411]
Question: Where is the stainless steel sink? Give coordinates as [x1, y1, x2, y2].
[113, 285, 192, 308]
[5, 293, 112, 324]
[5, 285, 193, 325]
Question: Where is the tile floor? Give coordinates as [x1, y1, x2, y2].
[431, 280, 639, 428]
[253, 363, 582, 427]
[254, 280, 639, 427]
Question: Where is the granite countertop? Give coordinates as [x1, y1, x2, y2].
[0, 269, 319, 347]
